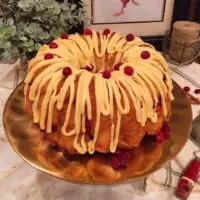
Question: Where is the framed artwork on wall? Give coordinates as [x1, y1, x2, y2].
[84, 0, 175, 37]
[71, 0, 199, 50]
[92, 0, 166, 24]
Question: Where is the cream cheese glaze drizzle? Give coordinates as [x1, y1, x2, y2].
[24, 30, 174, 154]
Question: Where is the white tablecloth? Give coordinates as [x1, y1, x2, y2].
[0, 62, 200, 200]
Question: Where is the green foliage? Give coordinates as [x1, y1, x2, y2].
[0, 0, 84, 62]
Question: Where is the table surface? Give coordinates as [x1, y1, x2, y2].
[0, 62, 200, 200]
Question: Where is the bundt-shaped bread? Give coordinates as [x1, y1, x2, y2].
[24, 29, 174, 154]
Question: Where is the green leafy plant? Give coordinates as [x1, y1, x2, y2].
[0, 0, 84, 63]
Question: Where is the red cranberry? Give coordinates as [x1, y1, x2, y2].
[114, 62, 123, 70]
[141, 51, 150, 59]
[156, 131, 164, 144]
[120, 157, 128, 168]
[156, 106, 161, 112]
[122, 151, 132, 161]
[61, 33, 68, 39]
[111, 156, 121, 169]
[162, 124, 171, 134]
[124, 66, 134, 76]
[126, 34, 134, 41]
[183, 86, 190, 92]
[103, 28, 111, 36]
[162, 124, 171, 139]
[44, 53, 54, 60]
[112, 149, 132, 169]
[63, 67, 72, 77]
[114, 149, 123, 156]
[49, 42, 58, 49]
[102, 70, 111, 79]
[194, 89, 200, 94]
[164, 131, 171, 139]
[84, 28, 92, 36]
[85, 65, 93, 72]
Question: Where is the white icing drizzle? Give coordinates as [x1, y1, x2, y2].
[24, 30, 174, 154]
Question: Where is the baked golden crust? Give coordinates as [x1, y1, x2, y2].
[25, 81, 171, 154]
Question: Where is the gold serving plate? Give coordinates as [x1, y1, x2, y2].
[3, 82, 192, 184]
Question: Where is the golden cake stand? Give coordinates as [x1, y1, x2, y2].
[3, 82, 192, 184]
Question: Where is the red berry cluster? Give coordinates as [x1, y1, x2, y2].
[84, 28, 92, 36]
[102, 64, 134, 79]
[85, 65, 93, 72]
[156, 123, 171, 144]
[126, 34, 134, 42]
[111, 149, 132, 169]
[63, 67, 72, 77]
[195, 89, 200, 94]
[183, 86, 200, 94]
[114, 62, 123, 70]
[124, 66, 134, 76]
[44, 53, 54, 60]
[183, 86, 190, 92]
[102, 69, 111, 79]
[61, 33, 68, 39]
[103, 28, 111, 36]
[141, 50, 150, 59]
[49, 42, 58, 49]
[114, 62, 134, 75]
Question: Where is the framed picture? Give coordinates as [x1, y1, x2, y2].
[72, 0, 199, 50]
[84, 0, 175, 37]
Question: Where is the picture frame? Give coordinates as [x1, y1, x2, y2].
[72, 0, 199, 50]
[85, 0, 175, 38]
